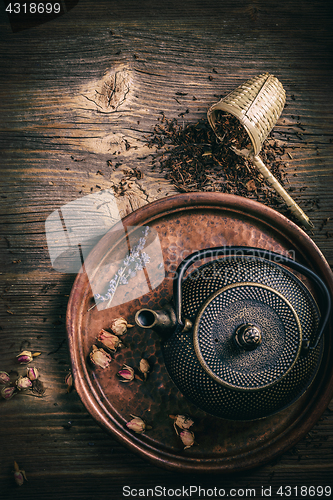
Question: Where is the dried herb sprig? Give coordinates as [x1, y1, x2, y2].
[89, 226, 150, 311]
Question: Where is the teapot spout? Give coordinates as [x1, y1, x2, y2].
[135, 304, 177, 338]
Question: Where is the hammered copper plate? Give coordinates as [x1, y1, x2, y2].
[66, 193, 333, 473]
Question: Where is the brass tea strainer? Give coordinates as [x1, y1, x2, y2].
[207, 73, 313, 230]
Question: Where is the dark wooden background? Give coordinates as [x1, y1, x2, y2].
[1, 1, 333, 498]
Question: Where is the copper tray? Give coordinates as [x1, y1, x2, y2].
[66, 193, 333, 473]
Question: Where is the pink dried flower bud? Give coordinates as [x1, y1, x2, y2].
[16, 376, 32, 390]
[16, 351, 33, 364]
[126, 415, 146, 433]
[65, 372, 74, 393]
[179, 429, 195, 449]
[89, 345, 112, 369]
[97, 329, 122, 352]
[117, 364, 135, 382]
[110, 317, 133, 336]
[27, 367, 39, 381]
[1, 385, 16, 400]
[13, 461, 27, 486]
[174, 414, 194, 431]
[139, 358, 150, 380]
[0, 371, 11, 385]
[16, 351, 41, 364]
[14, 470, 25, 487]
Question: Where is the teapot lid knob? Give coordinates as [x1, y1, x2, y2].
[234, 324, 262, 351]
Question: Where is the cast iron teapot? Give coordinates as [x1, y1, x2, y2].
[135, 246, 331, 420]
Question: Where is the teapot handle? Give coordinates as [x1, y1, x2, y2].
[173, 246, 331, 355]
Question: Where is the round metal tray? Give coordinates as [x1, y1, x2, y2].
[66, 193, 333, 473]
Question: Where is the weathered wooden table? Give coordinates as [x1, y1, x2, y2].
[1, 1, 332, 498]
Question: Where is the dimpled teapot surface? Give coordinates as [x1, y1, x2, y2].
[135, 247, 330, 420]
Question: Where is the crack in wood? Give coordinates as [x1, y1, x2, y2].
[79, 69, 132, 114]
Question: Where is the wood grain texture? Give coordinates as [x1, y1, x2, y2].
[0, 0, 333, 498]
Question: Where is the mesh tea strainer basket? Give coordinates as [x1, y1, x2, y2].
[207, 73, 313, 229]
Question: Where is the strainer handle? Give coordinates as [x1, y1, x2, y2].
[251, 155, 314, 230]
[174, 246, 331, 355]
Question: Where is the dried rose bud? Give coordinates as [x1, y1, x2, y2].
[16, 351, 33, 364]
[89, 345, 112, 369]
[65, 372, 74, 393]
[13, 461, 27, 486]
[172, 414, 194, 432]
[110, 317, 133, 336]
[1, 385, 15, 400]
[139, 358, 150, 380]
[27, 367, 38, 381]
[16, 376, 32, 390]
[126, 415, 146, 433]
[179, 429, 195, 450]
[32, 378, 45, 396]
[16, 351, 41, 364]
[97, 329, 122, 352]
[0, 371, 11, 385]
[117, 364, 135, 382]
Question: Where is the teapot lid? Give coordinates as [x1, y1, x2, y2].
[193, 282, 302, 391]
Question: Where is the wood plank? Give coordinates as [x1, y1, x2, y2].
[1, 0, 333, 497]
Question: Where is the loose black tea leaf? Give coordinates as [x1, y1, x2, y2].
[146, 114, 294, 216]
